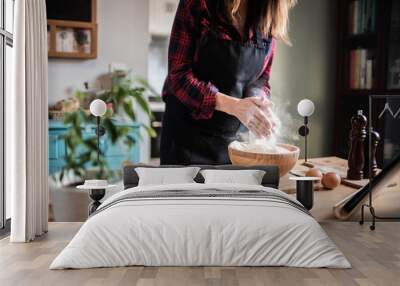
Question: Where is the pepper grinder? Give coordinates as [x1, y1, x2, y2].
[364, 127, 381, 178]
[347, 110, 367, 180]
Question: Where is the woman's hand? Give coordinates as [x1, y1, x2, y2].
[233, 96, 276, 137]
[216, 93, 276, 137]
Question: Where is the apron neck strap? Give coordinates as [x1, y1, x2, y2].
[253, 29, 264, 47]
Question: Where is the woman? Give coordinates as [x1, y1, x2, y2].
[161, 0, 296, 165]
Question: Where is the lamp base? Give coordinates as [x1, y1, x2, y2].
[302, 161, 315, 168]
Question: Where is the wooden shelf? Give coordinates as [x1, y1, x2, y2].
[48, 19, 95, 29]
[47, 23, 98, 59]
[343, 89, 400, 97]
[334, 0, 400, 162]
[48, 51, 97, 59]
[383, 89, 400, 95]
[47, 0, 97, 60]
[346, 33, 377, 48]
[344, 89, 377, 96]
[347, 33, 376, 41]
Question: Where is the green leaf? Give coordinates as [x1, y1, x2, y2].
[75, 91, 90, 105]
[142, 124, 157, 138]
[130, 91, 154, 120]
[123, 100, 136, 121]
[136, 78, 161, 98]
[55, 72, 159, 184]
[102, 118, 119, 143]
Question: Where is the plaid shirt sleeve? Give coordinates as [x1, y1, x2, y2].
[163, 0, 219, 120]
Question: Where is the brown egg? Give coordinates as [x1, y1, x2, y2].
[322, 172, 341, 190]
[305, 168, 323, 179]
[304, 168, 323, 191]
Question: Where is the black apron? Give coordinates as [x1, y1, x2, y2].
[161, 3, 272, 165]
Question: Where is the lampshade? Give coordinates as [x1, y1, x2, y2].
[297, 99, 315, 117]
[90, 99, 107, 117]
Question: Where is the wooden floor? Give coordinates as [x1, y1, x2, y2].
[1, 222, 400, 286]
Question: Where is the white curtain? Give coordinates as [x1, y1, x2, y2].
[8, 0, 49, 242]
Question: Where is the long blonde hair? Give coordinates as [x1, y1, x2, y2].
[226, 0, 297, 44]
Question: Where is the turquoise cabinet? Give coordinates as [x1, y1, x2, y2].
[49, 120, 141, 175]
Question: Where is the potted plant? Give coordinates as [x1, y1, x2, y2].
[58, 71, 158, 184]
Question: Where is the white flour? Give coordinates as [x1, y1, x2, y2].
[230, 96, 299, 155]
[231, 121, 289, 154]
[230, 138, 290, 154]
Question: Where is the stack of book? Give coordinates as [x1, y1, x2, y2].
[349, 49, 374, 90]
[349, 0, 376, 35]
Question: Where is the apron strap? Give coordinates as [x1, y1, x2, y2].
[254, 30, 263, 46]
[254, 27, 273, 49]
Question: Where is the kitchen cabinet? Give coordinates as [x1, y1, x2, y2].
[149, 0, 179, 36]
[49, 120, 141, 175]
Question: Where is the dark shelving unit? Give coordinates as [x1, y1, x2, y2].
[334, 0, 400, 166]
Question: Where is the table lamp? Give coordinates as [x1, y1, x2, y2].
[297, 99, 315, 163]
[90, 99, 107, 164]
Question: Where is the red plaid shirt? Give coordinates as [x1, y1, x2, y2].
[162, 0, 276, 120]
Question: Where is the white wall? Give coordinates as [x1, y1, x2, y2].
[270, 0, 336, 158]
[148, 36, 169, 94]
[48, 0, 151, 161]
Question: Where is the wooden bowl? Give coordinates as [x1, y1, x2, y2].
[228, 143, 300, 177]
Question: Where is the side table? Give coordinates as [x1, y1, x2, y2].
[289, 177, 320, 210]
[77, 182, 115, 215]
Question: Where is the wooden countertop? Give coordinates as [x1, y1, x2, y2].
[280, 157, 364, 221]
